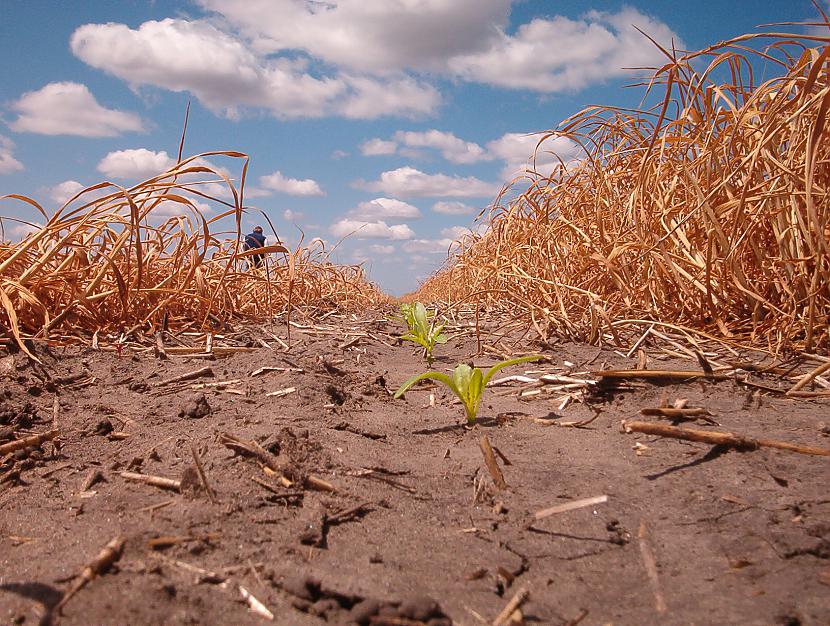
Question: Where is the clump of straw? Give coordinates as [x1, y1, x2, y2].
[417, 26, 830, 354]
[0, 152, 384, 353]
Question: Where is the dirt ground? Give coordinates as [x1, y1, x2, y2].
[1, 313, 829, 625]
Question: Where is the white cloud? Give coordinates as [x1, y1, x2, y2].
[0, 136, 24, 174]
[48, 180, 86, 205]
[260, 171, 324, 196]
[9, 82, 144, 137]
[359, 128, 579, 180]
[360, 130, 486, 164]
[331, 150, 350, 160]
[432, 201, 476, 215]
[71, 18, 438, 120]
[440, 226, 477, 239]
[338, 75, 439, 119]
[448, 8, 679, 92]
[487, 132, 581, 179]
[349, 197, 421, 220]
[148, 198, 213, 219]
[197, 0, 510, 73]
[3, 221, 43, 241]
[394, 130, 486, 164]
[361, 138, 398, 156]
[283, 209, 305, 221]
[330, 219, 414, 240]
[369, 244, 395, 255]
[402, 238, 456, 254]
[196, 3, 676, 95]
[97, 149, 176, 180]
[358, 166, 500, 199]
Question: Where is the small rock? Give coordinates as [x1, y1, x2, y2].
[298, 503, 328, 547]
[178, 393, 211, 419]
[282, 575, 321, 601]
[310, 598, 341, 617]
[128, 381, 149, 393]
[94, 418, 114, 436]
[348, 598, 382, 624]
[398, 595, 440, 621]
[179, 465, 201, 496]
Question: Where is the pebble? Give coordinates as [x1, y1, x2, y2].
[178, 393, 211, 419]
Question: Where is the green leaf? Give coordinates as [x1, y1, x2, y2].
[400, 333, 429, 349]
[394, 371, 457, 399]
[413, 302, 429, 333]
[452, 363, 474, 395]
[465, 368, 484, 422]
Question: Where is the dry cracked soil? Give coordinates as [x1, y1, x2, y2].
[1, 313, 829, 625]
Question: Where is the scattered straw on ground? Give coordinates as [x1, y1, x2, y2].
[0, 152, 385, 352]
[416, 27, 830, 356]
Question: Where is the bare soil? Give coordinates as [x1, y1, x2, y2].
[1, 315, 829, 625]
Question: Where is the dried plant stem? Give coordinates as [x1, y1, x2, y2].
[0, 429, 59, 455]
[622, 420, 830, 457]
[120, 471, 182, 492]
[55, 536, 126, 614]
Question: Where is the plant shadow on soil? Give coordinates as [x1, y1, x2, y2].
[1, 314, 829, 625]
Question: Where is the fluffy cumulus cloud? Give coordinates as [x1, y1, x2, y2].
[329, 219, 414, 240]
[360, 128, 580, 180]
[97, 149, 176, 180]
[3, 221, 43, 241]
[361, 130, 486, 164]
[349, 197, 421, 220]
[70, 18, 438, 120]
[440, 225, 476, 240]
[360, 138, 398, 156]
[369, 244, 395, 255]
[196, 2, 676, 93]
[358, 167, 500, 198]
[448, 8, 679, 92]
[395, 130, 487, 164]
[197, 0, 511, 73]
[487, 133, 581, 178]
[0, 136, 24, 174]
[402, 238, 456, 254]
[432, 201, 476, 215]
[67, 5, 677, 124]
[47, 180, 86, 205]
[9, 82, 144, 137]
[260, 170, 324, 196]
[148, 198, 214, 219]
[282, 209, 305, 221]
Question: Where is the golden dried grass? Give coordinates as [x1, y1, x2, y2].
[417, 28, 830, 355]
[0, 152, 384, 353]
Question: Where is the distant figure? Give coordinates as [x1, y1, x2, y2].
[243, 225, 266, 268]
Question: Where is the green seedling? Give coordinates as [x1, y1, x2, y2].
[394, 355, 543, 424]
[398, 302, 447, 364]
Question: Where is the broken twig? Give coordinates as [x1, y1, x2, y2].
[121, 471, 182, 492]
[54, 536, 126, 614]
[0, 429, 59, 456]
[622, 420, 830, 457]
[534, 495, 608, 520]
[479, 435, 507, 490]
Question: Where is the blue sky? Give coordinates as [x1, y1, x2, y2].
[0, 1, 823, 295]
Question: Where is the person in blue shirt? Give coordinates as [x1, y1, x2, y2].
[243, 225, 266, 268]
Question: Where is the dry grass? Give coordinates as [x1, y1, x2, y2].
[416, 28, 830, 355]
[0, 152, 385, 353]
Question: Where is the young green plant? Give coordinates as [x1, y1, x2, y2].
[394, 355, 543, 424]
[398, 302, 447, 364]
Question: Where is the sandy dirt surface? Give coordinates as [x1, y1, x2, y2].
[1, 314, 829, 625]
